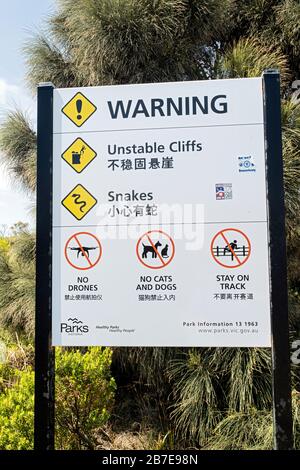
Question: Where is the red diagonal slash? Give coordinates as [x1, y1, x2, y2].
[74, 235, 93, 267]
[220, 231, 242, 265]
[146, 234, 166, 266]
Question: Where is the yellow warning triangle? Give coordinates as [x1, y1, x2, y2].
[62, 138, 97, 173]
[61, 184, 97, 220]
[62, 92, 97, 127]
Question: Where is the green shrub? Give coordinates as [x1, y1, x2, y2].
[0, 347, 116, 450]
[55, 347, 116, 449]
[0, 238, 9, 253]
[0, 369, 34, 450]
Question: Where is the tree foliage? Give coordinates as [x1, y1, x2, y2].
[0, 112, 36, 193]
[0, 226, 35, 337]
[26, 0, 230, 87]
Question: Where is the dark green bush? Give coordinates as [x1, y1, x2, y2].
[55, 347, 116, 449]
[0, 347, 116, 450]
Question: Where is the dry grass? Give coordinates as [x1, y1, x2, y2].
[95, 426, 161, 450]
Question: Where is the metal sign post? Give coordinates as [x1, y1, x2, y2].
[263, 70, 293, 450]
[34, 82, 55, 450]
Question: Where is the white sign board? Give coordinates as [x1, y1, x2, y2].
[52, 77, 271, 347]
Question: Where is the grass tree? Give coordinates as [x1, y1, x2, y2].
[0, 225, 35, 337]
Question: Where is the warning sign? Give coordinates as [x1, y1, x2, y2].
[62, 138, 97, 173]
[52, 78, 273, 348]
[61, 184, 97, 220]
[211, 228, 251, 268]
[136, 230, 175, 269]
[65, 232, 102, 270]
[61, 92, 97, 127]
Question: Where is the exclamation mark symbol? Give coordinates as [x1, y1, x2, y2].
[76, 99, 82, 120]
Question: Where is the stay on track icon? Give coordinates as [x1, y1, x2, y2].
[65, 232, 102, 270]
[136, 230, 175, 269]
[210, 228, 251, 268]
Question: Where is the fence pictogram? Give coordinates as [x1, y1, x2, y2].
[211, 228, 251, 268]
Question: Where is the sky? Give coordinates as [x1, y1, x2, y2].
[0, 0, 55, 230]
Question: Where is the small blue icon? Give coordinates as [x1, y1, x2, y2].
[238, 155, 256, 172]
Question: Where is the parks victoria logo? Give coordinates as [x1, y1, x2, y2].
[60, 318, 89, 335]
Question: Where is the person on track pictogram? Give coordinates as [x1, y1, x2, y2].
[223, 239, 239, 260]
[211, 228, 251, 268]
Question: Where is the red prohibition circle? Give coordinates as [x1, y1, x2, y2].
[136, 229, 175, 269]
[210, 228, 251, 269]
[64, 231, 102, 270]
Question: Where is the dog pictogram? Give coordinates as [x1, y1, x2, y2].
[142, 241, 162, 259]
[136, 230, 175, 269]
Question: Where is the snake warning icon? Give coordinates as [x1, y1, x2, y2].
[136, 230, 175, 269]
[210, 228, 251, 268]
[65, 232, 102, 270]
[61, 184, 97, 220]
